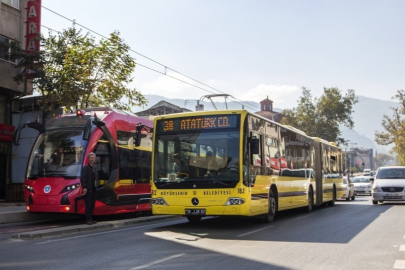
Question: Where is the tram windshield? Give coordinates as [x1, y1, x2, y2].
[27, 127, 89, 179]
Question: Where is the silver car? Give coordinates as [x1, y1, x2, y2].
[352, 176, 372, 195]
[372, 166, 405, 205]
[340, 176, 355, 201]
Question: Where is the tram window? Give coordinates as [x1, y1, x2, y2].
[133, 150, 151, 183]
[94, 141, 111, 184]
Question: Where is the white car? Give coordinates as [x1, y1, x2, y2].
[352, 176, 372, 195]
[372, 166, 405, 205]
[340, 176, 355, 201]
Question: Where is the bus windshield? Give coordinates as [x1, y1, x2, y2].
[27, 128, 89, 179]
[153, 129, 241, 189]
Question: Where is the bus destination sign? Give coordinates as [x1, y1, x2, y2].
[158, 115, 239, 133]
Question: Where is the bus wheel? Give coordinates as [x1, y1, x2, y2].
[187, 216, 202, 223]
[328, 187, 336, 206]
[264, 189, 277, 223]
[306, 188, 313, 213]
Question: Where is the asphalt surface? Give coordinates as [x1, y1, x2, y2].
[1, 195, 405, 270]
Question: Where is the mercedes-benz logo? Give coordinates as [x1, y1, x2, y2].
[390, 187, 395, 192]
[192, 197, 199, 206]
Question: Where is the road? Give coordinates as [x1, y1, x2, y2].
[0, 196, 404, 270]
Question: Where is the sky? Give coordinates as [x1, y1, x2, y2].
[40, 0, 405, 110]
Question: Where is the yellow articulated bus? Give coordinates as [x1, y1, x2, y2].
[151, 110, 344, 222]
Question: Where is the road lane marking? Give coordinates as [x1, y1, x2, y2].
[35, 219, 183, 245]
[128, 253, 186, 270]
[237, 226, 273, 237]
[400, 245, 405, 252]
[394, 260, 405, 269]
[294, 214, 314, 220]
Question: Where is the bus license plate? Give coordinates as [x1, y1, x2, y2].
[185, 209, 206, 216]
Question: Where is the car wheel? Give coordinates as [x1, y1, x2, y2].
[372, 200, 378, 205]
[186, 216, 202, 223]
[264, 188, 277, 223]
[351, 193, 355, 201]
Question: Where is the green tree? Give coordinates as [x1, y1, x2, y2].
[281, 87, 358, 144]
[375, 90, 405, 165]
[10, 27, 147, 121]
[374, 153, 394, 167]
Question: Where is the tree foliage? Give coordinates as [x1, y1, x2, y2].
[281, 87, 358, 144]
[11, 27, 147, 117]
[375, 90, 405, 165]
[374, 153, 394, 167]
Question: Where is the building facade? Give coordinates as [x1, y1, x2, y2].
[0, 0, 34, 200]
[254, 96, 283, 122]
[136, 100, 191, 119]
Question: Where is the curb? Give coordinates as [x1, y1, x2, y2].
[12, 215, 180, 240]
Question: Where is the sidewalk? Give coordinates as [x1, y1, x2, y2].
[0, 203, 69, 224]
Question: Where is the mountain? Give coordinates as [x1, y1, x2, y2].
[135, 95, 282, 112]
[340, 96, 397, 153]
[135, 94, 397, 153]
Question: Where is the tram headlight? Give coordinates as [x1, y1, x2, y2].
[151, 198, 168, 205]
[24, 184, 35, 193]
[224, 197, 245, 205]
[60, 184, 80, 193]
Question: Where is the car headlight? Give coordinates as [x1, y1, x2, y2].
[372, 185, 382, 192]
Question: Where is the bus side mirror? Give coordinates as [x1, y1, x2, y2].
[250, 137, 260, 155]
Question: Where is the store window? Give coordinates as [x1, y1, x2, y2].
[0, 36, 17, 63]
[0, 95, 5, 124]
[1, 0, 19, 9]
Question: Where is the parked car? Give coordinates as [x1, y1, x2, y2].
[372, 166, 405, 205]
[340, 176, 355, 201]
[352, 176, 372, 195]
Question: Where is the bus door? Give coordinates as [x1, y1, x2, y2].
[314, 141, 323, 206]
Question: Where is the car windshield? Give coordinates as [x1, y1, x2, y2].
[26, 128, 88, 179]
[352, 178, 370, 183]
[377, 168, 405, 179]
[343, 178, 348, 184]
[153, 128, 241, 189]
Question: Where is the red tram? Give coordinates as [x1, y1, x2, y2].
[14, 108, 153, 215]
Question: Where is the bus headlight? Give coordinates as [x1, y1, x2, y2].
[151, 198, 168, 205]
[224, 197, 245, 205]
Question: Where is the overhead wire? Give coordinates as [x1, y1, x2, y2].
[4, 3, 262, 111]
[35, 3, 261, 111]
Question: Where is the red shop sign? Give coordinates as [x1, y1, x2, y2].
[0, 124, 15, 142]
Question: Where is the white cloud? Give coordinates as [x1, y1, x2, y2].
[141, 72, 199, 98]
[238, 84, 301, 109]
